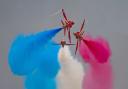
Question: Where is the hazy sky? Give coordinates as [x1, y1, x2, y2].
[0, 0, 128, 89]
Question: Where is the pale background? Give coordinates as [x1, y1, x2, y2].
[0, 0, 128, 89]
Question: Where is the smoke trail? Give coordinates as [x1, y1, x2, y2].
[79, 37, 113, 89]
[37, 41, 61, 78]
[8, 27, 62, 76]
[81, 36, 111, 63]
[25, 69, 57, 89]
[57, 46, 84, 89]
[82, 62, 113, 89]
[25, 41, 60, 89]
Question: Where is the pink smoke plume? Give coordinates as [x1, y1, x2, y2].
[80, 35, 111, 63]
[79, 36, 113, 89]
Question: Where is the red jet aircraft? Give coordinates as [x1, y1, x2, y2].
[61, 9, 75, 43]
[73, 19, 85, 54]
[55, 40, 75, 48]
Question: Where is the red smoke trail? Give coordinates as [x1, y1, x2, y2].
[79, 36, 113, 89]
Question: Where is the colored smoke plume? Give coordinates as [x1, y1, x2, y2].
[57, 46, 84, 89]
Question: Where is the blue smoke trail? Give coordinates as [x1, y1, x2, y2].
[25, 69, 57, 89]
[25, 41, 60, 89]
[37, 41, 60, 78]
[8, 27, 62, 76]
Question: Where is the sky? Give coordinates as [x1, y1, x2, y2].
[0, 0, 128, 89]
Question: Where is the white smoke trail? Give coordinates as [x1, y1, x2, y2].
[56, 46, 84, 89]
